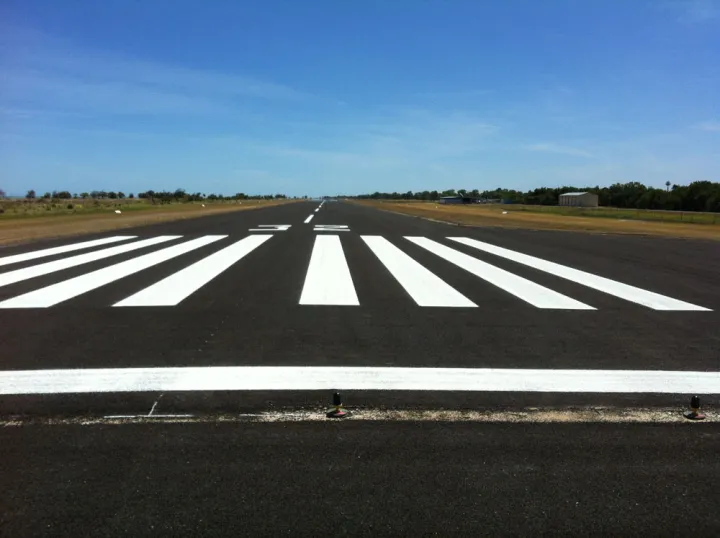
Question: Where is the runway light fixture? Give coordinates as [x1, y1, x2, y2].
[326, 391, 349, 419]
[684, 395, 706, 420]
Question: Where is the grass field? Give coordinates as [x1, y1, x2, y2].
[0, 198, 294, 245]
[354, 200, 720, 240]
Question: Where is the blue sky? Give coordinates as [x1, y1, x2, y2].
[1, 0, 719, 197]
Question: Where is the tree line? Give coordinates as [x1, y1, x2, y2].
[21, 189, 294, 203]
[351, 180, 720, 212]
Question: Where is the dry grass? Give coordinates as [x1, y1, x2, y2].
[0, 200, 294, 245]
[354, 200, 720, 240]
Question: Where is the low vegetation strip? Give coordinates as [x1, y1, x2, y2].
[355, 200, 720, 240]
[0, 199, 293, 245]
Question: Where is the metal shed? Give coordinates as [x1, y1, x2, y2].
[558, 192, 599, 207]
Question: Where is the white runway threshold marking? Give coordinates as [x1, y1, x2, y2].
[114, 235, 272, 307]
[407, 237, 594, 310]
[0, 236, 136, 268]
[0, 236, 226, 308]
[0, 366, 718, 395]
[448, 237, 711, 311]
[362, 236, 476, 307]
[300, 235, 359, 305]
[0, 236, 179, 288]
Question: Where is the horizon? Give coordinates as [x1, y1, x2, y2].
[1, 0, 719, 197]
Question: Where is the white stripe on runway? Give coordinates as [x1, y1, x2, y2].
[0, 236, 179, 288]
[114, 235, 272, 307]
[362, 236, 476, 307]
[0, 236, 135, 268]
[299, 235, 359, 305]
[314, 208, 320, 213]
[1, 366, 717, 395]
[448, 237, 710, 311]
[407, 237, 594, 310]
[304, 214, 314, 224]
[0, 236, 226, 308]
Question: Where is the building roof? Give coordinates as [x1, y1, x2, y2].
[561, 192, 593, 196]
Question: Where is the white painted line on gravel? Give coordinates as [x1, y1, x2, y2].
[1, 366, 718, 394]
[299, 235, 359, 305]
[0, 236, 226, 308]
[114, 235, 272, 307]
[448, 237, 710, 311]
[407, 237, 594, 310]
[0, 236, 136, 268]
[0, 236, 180, 288]
[304, 214, 314, 224]
[362, 236, 476, 307]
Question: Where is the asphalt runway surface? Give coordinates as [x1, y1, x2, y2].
[0, 200, 718, 413]
[2, 422, 719, 536]
[2, 201, 719, 535]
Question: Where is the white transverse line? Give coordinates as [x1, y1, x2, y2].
[0, 236, 136, 268]
[0, 236, 180, 288]
[114, 235, 272, 307]
[361, 236, 476, 307]
[299, 235, 359, 305]
[304, 214, 314, 224]
[407, 237, 593, 310]
[448, 237, 710, 311]
[0, 236, 226, 308]
[0, 366, 718, 395]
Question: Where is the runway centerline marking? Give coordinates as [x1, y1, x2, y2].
[407, 237, 594, 310]
[304, 215, 314, 224]
[299, 235, 359, 305]
[448, 237, 710, 311]
[0, 236, 180, 288]
[1, 366, 717, 394]
[362, 236, 476, 307]
[0, 236, 226, 308]
[0, 236, 136, 268]
[114, 235, 272, 307]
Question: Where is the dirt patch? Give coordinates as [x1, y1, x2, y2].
[0, 200, 294, 245]
[354, 201, 720, 240]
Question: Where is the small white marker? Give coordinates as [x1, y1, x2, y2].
[314, 225, 349, 232]
[248, 225, 291, 232]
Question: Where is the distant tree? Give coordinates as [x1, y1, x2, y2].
[108, 191, 118, 199]
[26, 189, 36, 199]
[128, 193, 134, 199]
[72, 193, 78, 199]
[117, 192, 126, 199]
[42, 192, 51, 199]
